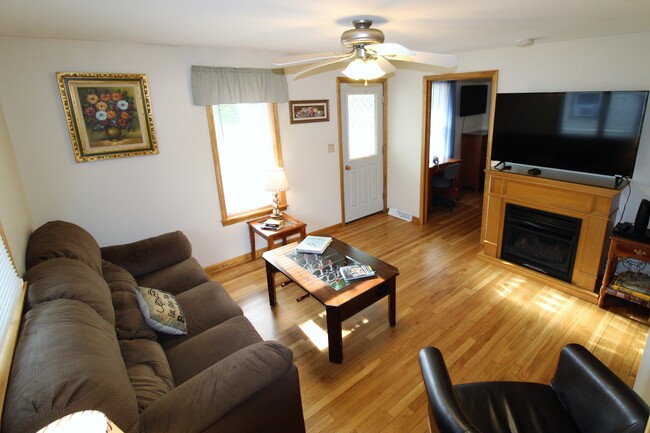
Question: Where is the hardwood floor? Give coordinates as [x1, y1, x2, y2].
[210, 191, 649, 433]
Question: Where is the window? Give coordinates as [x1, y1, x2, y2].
[207, 103, 285, 225]
[429, 81, 456, 160]
[347, 94, 378, 160]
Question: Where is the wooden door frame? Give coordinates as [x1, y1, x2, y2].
[420, 70, 499, 224]
[337, 77, 388, 225]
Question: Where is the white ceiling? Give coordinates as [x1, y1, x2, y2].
[1, 0, 649, 56]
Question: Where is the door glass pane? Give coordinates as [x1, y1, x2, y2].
[347, 94, 377, 160]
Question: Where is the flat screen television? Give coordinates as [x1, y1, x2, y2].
[492, 91, 649, 177]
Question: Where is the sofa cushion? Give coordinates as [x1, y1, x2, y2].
[135, 287, 187, 335]
[26, 220, 102, 275]
[136, 257, 211, 295]
[24, 257, 115, 325]
[103, 260, 157, 341]
[140, 340, 296, 433]
[101, 231, 193, 278]
[165, 315, 263, 385]
[157, 281, 243, 351]
[120, 339, 175, 411]
[2, 300, 139, 433]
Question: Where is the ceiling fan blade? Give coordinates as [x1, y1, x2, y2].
[389, 50, 458, 68]
[273, 51, 352, 66]
[366, 42, 415, 57]
[292, 53, 356, 79]
[375, 56, 397, 74]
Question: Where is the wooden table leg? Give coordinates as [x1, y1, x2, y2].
[249, 227, 256, 261]
[326, 306, 343, 363]
[265, 261, 277, 306]
[387, 278, 396, 326]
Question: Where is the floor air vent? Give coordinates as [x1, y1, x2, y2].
[388, 208, 413, 222]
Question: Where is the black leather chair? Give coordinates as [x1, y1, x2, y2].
[431, 163, 461, 211]
[418, 344, 649, 433]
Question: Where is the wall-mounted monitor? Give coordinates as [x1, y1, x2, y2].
[459, 84, 488, 117]
[492, 91, 649, 177]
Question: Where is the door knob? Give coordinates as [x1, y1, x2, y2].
[345, 165, 351, 170]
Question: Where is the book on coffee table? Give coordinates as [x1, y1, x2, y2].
[340, 265, 376, 281]
[296, 236, 332, 254]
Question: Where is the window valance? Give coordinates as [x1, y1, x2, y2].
[191, 65, 288, 105]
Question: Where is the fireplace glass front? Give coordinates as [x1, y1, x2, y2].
[501, 204, 582, 282]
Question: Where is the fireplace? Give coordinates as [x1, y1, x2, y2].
[501, 204, 582, 282]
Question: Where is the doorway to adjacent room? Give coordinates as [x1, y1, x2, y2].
[421, 70, 498, 224]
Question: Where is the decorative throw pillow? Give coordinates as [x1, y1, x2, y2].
[134, 287, 187, 335]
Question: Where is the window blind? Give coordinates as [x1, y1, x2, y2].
[0, 231, 22, 349]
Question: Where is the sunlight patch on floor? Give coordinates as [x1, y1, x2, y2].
[298, 319, 352, 351]
[496, 277, 525, 298]
[533, 292, 569, 313]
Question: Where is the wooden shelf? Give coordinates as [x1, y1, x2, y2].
[599, 235, 650, 311]
[459, 131, 488, 191]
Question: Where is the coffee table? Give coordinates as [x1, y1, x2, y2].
[262, 238, 399, 363]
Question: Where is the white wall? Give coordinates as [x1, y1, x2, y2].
[387, 32, 650, 221]
[0, 102, 32, 275]
[0, 37, 343, 266]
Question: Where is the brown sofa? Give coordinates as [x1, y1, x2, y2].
[2, 220, 305, 433]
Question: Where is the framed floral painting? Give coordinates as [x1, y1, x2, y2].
[289, 100, 329, 124]
[57, 72, 158, 162]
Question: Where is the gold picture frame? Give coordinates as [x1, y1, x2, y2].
[57, 72, 158, 162]
[289, 99, 329, 124]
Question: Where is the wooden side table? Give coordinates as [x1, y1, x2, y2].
[247, 213, 307, 260]
[599, 235, 650, 309]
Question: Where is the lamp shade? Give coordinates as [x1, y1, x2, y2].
[342, 58, 385, 80]
[264, 167, 290, 192]
[36, 411, 124, 433]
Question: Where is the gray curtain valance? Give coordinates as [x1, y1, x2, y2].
[191, 65, 288, 105]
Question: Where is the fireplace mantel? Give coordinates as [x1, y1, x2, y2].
[479, 169, 622, 303]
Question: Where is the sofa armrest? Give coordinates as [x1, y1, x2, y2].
[140, 340, 296, 433]
[101, 231, 195, 278]
[418, 347, 480, 433]
[550, 343, 649, 433]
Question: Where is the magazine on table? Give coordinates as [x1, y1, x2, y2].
[296, 236, 332, 254]
[340, 265, 376, 281]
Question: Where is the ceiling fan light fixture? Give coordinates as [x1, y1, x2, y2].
[342, 58, 385, 80]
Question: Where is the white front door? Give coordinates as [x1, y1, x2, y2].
[341, 82, 384, 223]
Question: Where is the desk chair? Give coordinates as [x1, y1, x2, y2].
[418, 344, 649, 433]
[430, 163, 461, 211]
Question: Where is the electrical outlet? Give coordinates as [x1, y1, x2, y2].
[327, 144, 335, 153]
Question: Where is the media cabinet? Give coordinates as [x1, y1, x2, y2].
[478, 168, 623, 303]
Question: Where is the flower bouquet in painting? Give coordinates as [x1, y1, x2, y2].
[79, 88, 141, 143]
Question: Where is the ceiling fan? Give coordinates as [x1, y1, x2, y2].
[273, 19, 458, 80]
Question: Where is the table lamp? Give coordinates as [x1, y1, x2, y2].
[264, 167, 289, 219]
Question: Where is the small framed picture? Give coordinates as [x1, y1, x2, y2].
[57, 72, 158, 162]
[289, 99, 329, 124]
